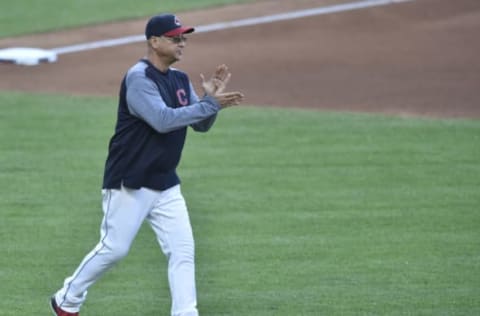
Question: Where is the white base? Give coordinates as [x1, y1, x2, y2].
[0, 47, 57, 66]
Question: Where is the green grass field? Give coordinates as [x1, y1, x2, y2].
[1, 0, 480, 315]
[0, 92, 479, 315]
[0, 0, 253, 38]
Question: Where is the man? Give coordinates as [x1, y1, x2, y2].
[51, 13, 244, 316]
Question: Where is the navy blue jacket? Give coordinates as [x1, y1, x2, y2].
[103, 59, 220, 190]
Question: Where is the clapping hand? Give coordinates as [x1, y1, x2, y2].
[201, 64, 244, 108]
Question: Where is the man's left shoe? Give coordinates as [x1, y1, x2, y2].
[50, 297, 79, 316]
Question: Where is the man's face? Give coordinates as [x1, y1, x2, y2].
[149, 34, 188, 63]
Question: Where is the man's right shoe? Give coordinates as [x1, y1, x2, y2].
[50, 297, 79, 316]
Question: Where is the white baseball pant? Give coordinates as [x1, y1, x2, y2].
[54, 184, 198, 316]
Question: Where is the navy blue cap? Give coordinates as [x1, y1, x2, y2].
[145, 14, 194, 39]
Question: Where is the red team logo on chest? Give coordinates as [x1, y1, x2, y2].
[176, 89, 188, 106]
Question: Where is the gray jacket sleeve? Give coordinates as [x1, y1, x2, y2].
[126, 71, 221, 133]
[189, 85, 218, 132]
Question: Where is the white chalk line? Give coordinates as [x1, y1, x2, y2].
[52, 0, 414, 55]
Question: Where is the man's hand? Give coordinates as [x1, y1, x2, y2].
[201, 64, 231, 95]
[213, 91, 244, 108]
[201, 64, 244, 108]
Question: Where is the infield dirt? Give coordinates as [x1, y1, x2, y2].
[1, 0, 479, 118]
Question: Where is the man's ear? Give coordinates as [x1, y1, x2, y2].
[148, 36, 159, 48]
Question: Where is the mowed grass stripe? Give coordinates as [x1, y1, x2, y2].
[0, 0, 255, 38]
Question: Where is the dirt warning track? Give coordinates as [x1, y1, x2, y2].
[1, 0, 479, 118]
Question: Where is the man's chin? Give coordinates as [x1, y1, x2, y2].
[167, 56, 181, 65]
